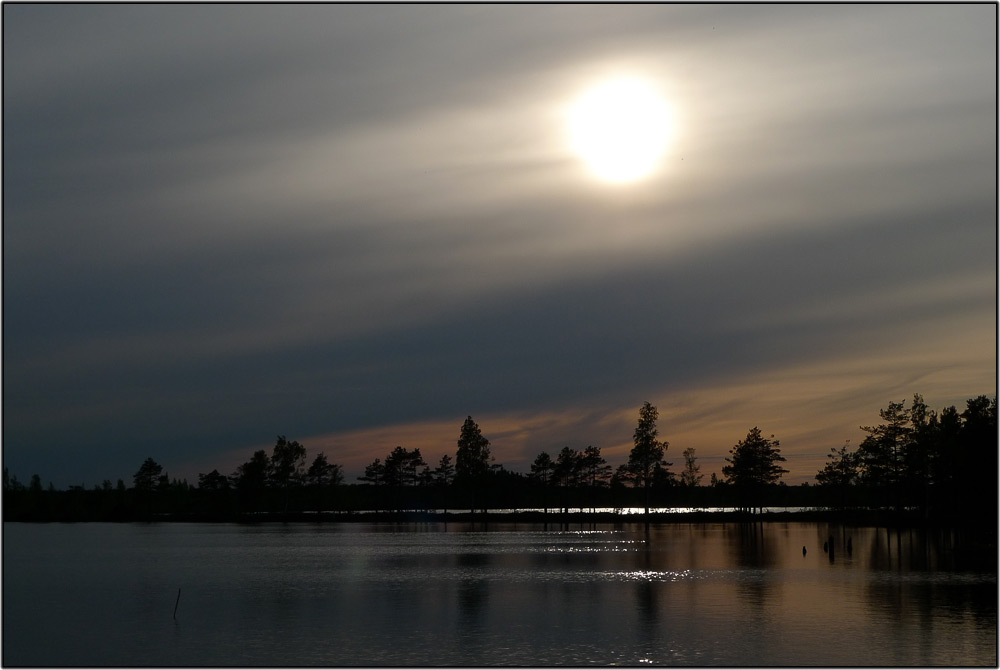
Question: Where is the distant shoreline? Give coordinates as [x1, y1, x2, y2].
[17, 508, 985, 530]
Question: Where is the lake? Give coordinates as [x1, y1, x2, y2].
[3, 521, 996, 666]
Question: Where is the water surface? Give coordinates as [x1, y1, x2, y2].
[3, 521, 995, 666]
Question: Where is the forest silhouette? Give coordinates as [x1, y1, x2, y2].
[4, 394, 995, 527]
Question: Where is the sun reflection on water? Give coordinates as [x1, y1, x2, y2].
[619, 569, 698, 583]
[543, 540, 642, 553]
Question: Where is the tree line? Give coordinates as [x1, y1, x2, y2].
[814, 393, 996, 519]
[3, 395, 995, 523]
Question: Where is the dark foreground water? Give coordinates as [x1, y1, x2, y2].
[3, 521, 996, 666]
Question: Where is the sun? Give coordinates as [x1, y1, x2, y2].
[569, 78, 673, 183]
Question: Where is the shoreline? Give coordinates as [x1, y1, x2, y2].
[11, 508, 990, 531]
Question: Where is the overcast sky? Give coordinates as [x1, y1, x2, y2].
[4, 4, 996, 488]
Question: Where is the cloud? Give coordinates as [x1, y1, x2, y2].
[3, 5, 994, 488]
[12, 198, 991, 486]
[187, 317, 993, 487]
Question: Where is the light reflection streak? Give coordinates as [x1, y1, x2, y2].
[359, 506, 821, 515]
[619, 569, 699, 583]
[543, 542, 640, 553]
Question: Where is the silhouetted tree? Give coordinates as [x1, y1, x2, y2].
[814, 394, 996, 518]
[20, 473, 47, 518]
[133, 458, 163, 491]
[306, 453, 342, 512]
[856, 400, 910, 510]
[381, 446, 427, 511]
[196, 469, 231, 516]
[307, 453, 342, 487]
[307, 453, 330, 485]
[432, 454, 455, 486]
[530, 452, 555, 484]
[384, 446, 426, 488]
[233, 449, 271, 488]
[552, 447, 581, 512]
[680, 447, 703, 487]
[958, 395, 998, 520]
[3, 468, 25, 493]
[815, 440, 857, 509]
[722, 427, 787, 513]
[903, 394, 940, 513]
[416, 466, 434, 489]
[929, 404, 963, 506]
[355, 457, 386, 511]
[132, 457, 164, 518]
[652, 464, 678, 489]
[406, 449, 426, 486]
[330, 461, 346, 488]
[578, 446, 611, 512]
[157, 472, 171, 496]
[358, 458, 385, 486]
[554, 447, 581, 487]
[10, 390, 991, 523]
[430, 454, 455, 513]
[161, 476, 192, 515]
[384, 446, 409, 488]
[580, 446, 612, 488]
[231, 449, 271, 512]
[625, 402, 669, 515]
[455, 416, 492, 513]
[270, 436, 307, 511]
[198, 469, 230, 491]
[529, 451, 555, 513]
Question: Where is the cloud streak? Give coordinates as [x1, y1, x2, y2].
[4, 4, 994, 487]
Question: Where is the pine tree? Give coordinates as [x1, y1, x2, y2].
[358, 458, 385, 486]
[680, 447, 703, 487]
[815, 441, 857, 509]
[580, 446, 612, 488]
[270, 436, 307, 513]
[133, 457, 163, 491]
[432, 454, 455, 486]
[455, 416, 492, 513]
[529, 452, 555, 513]
[626, 402, 668, 515]
[722, 427, 787, 513]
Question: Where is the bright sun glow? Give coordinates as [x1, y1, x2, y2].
[569, 78, 673, 183]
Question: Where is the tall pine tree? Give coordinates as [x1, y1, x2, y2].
[626, 402, 668, 515]
[455, 416, 492, 513]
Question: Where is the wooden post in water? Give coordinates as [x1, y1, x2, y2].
[173, 588, 181, 619]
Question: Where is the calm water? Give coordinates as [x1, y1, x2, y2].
[3, 521, 996, 666]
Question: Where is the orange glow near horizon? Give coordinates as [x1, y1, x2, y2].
[189, 327, 993, 489]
